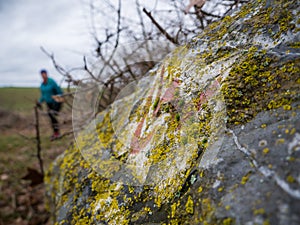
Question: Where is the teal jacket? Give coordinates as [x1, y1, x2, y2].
[39, 77, 63, 104]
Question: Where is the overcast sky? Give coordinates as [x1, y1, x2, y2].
[0, 0, 220, 87]
[0, 0, 92, 87]
[0, 0, 173, 87]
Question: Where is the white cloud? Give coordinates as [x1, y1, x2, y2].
[0, 0, 221, 87]
[0, 0, 92, 87]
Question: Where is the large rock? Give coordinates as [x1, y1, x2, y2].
[45, 0, 300, 224]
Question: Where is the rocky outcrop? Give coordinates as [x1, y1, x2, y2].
[45, 0, 300, 224]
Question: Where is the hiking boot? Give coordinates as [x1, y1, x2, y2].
[50, 132, 61, 141]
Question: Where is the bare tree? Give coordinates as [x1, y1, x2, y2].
[43, 0, 249, 118]
[84, 0, 249, 80]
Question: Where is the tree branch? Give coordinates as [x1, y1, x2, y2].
[34, 106, 44, 177]
[143, 8, 178, 45]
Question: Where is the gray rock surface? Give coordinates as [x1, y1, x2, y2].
[45, 0, 300, 224]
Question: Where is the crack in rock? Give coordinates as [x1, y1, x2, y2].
[227, 128, 300, 200]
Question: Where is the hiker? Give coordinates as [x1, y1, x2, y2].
[36, 69, 63, 141]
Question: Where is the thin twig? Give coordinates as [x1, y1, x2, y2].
[40, 46, 80, 86]
[17, 132, 35, 142]
[83, 56, 102, 83]
[96, 0, 122, 78]
[143, 8, 178, 45]
[40, 47, 68, 77]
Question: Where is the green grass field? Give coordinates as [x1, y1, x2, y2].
[0, 87, 73, 169]
[0, 87, 40, 115]
[0, 87, 72, 115]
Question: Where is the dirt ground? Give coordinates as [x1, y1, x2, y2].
[0, 107, 73, 225]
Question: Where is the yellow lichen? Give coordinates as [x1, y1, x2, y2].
[253, 208, 265, 215]
[241, 173, 251, 185]
[261, 124, 267, 128]
[45, 1, 300, 224]
[276, 138, 285, 145]
[185, 195, 194, 214]
[286, 175, 295, 183]
[263, 148, 270, 155]
[223, 218, 234, 225]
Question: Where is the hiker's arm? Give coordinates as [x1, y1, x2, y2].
[53, 80, 63, 95]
